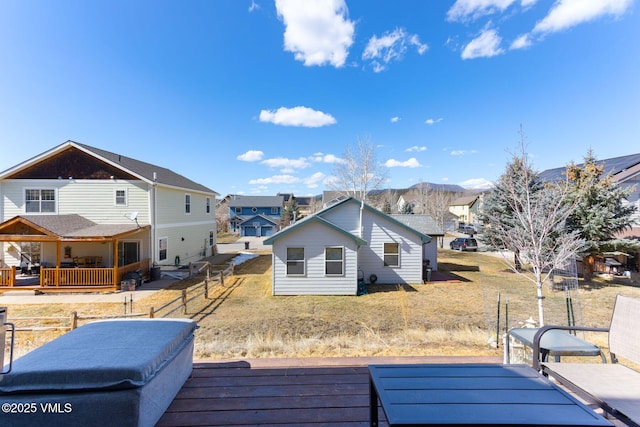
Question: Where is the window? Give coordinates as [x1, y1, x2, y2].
[383, 242, 399, 267]
[209, 230, 214, 247]
[251, 207, 257, 213]
[325, 247, 343, 276]
[25, 189, 56, 213]
[185, 194, 191, 214]
[286, 247, 305, 275]
[235, 207, 242, 214]
[118, 241, 140, 266]
[158, 237, 168, 262]
[271, 207, 278, 214]
[115, 189, 127, 206]
[206, 197, 211, 214]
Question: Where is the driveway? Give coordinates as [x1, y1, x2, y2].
[217, 236, 270, 253]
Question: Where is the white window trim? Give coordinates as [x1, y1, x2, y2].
[158, 236, 168, 262]
[208, 230, 215, 247]
[324, 246, 344, 276]
[206, 197, 211, 214]
[185, 193, 191, 215]
[286, 247, 305, 276]
[24, 187, 57, 214]
[383, 242, 400, 267]
[115, 188, 128, 206]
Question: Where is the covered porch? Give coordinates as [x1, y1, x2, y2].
[0, 214, 151, 292]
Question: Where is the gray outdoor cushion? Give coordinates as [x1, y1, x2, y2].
[0, 318, 197, 394]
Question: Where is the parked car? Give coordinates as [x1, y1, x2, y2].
[449, 237, 478, 252]
[460, 225, 476, 235]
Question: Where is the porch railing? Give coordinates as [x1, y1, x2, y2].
[117, 259, 150, 283]
[37, 259, 150, 287]
[0, 267, 16, 286]
[41, 267, 114, 287]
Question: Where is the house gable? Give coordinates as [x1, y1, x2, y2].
[4, 147, 138, 180]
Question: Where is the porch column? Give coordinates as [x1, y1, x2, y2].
[113, 239, 119, 287]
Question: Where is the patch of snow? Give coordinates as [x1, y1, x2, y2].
[231, 252, 259, 265]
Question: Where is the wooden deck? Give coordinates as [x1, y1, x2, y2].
[158, 355, 501, 427]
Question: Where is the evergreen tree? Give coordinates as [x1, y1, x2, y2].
[382, 199, 392, 214]
[280, 199, 301, 227]
[562, 150, 638, 278]
[400, 202, 413, 214]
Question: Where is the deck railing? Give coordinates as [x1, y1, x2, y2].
[117, 259, 150, 283]
[41, 267, 114, 287]
[0, 267, 16, 286]
[34, 259, 151, 288]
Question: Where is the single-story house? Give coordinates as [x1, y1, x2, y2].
[263, 197, 433, 295]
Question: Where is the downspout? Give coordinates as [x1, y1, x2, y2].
[151, 172, 158, 264]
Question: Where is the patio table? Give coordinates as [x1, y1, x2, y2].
[369, 363, 612, 426]
[507, 327, 605, 363]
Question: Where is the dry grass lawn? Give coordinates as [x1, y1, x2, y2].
[5, 248, 640, 361]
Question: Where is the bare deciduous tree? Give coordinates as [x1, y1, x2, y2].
[329, 137, 389, 202]
[330, 137, 389, 236]
[482, 143, 585, 326]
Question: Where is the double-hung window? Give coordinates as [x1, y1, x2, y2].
[286, 247, 305, 275]
[158, 237, 168, 262]
[25, 189, 56, 213]
[383, 242, 400, 267]
[325, 247, 344, 276]
[115, 189, 127, 206]
[185, 194, 191, 214]
[206, 197, 211, 214]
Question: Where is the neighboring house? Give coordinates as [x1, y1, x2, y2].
[0, 140, 218, 291]
[238, 214, 279, 237]
[228, 195, 284, 236]
[391, 214, 444, 270]
[263, 197, 432, 295]
[449, 195, 481, 225]
[539, 152, 640, 272]
[396, 195, 414, 213]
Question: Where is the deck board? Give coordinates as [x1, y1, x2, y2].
[158, 356, 501, 427]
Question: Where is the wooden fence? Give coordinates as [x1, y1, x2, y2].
[5, 262, 236, 333]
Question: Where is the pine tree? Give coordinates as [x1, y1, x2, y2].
[562, 150, 638, 279]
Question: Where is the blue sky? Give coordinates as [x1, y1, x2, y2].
[1, 0, 638, 197]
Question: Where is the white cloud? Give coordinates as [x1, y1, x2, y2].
[259, 106, 337, 127]
[249, 175, 300, 185]
[303, 172, 326, 188]
[510, 34, 532, 50]
[262, 157, 311, 170]
[461, 28, 504, 59]
[322, 154, 343, 163]
[248, 0, 260, 12]
[406, 146, 427, 152]
[533, 0, 633, 35]
[275, 0, 355, 67]
[362, 28, 428, 72]
[450, 149, 478, 156]
[391, 116, 400, 123]
[237, 150, 264, 162]
[425, 117, 444, 125]
[447, 0, 516, 22]
[458, 177, 494, 190]
[384, 158, 422, 168]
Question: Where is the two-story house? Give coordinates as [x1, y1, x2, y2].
[228, 195, 284, 237]
[0, 140, 218, 291]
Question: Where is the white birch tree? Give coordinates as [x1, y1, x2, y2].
[330, 137, 389, 236]
[482, 143, 585, 325]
